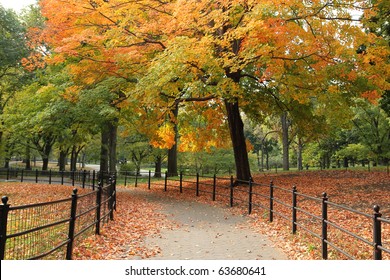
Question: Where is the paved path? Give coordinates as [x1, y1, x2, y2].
[132, 190, 288, 260]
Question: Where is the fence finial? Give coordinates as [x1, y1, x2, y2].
[373, 205, 380, 213]
[1, 196, 8, 205]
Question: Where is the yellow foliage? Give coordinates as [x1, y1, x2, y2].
[150, 123, 176, 149]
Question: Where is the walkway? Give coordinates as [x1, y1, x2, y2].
[131, 189, 288, 260]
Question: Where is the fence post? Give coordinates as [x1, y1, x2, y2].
[196, 173, 199, 196]
[212, 174, 216, 201]
[292, 186, 297, 234]
[148, 170, 151, 190]
[66, 189, 78, 260]
[322, 192, 328, 260]
[95, 182, 102, 235]
[164, 171, 168, 192]
[35, 169, 38, 183]
[373, 205, 382, 260]
[248, 178, 253, 214]
[0, 196, 10, 260]
[269, 181, 274, 222]
[230, 175, 234, 207]
[180, 171, 183, 193]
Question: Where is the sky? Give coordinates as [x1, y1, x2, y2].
[0, 0, 37, 13]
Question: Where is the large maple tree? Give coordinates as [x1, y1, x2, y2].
[36, 0, 389, 181]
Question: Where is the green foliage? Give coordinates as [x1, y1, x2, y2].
[0, 6, 28, 68]
[335, 143, 372, 162]
[178, 149, 235, 175]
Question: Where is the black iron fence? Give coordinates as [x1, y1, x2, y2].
[0, 168, 101, 189]
[0, 174, 116, 260]
[2, 168, 388, 260]
[130, 170, 389, 260]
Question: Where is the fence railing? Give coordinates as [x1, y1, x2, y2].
[126, 170, 389, 260]
[0, 168, 103, 189]
[0, 174, 116, 260]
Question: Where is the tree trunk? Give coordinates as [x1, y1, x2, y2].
[58, 149, 67, 171]
[42, 157, 49, 171]
[297, 138, 303, 171]
[42, 137, 54, 171]
[281, 111, 290, 171]
[167, 103, 179, 177]
[100, 123, 110, 174]
[154, 155, 162, 178]
[70, 146, 77, 171]
[109, 118, 118, 173]
[224, 98, 251, 182]
[25, 145, 31, 170]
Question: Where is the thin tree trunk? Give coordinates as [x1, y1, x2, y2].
[281, 111, 290, 171]
[100, 123, 110, 174]
[109, 118, 118, 173]
[25, 144, 31, 170]
[167, 103, 178, 177]
[297, 138, 303, 171]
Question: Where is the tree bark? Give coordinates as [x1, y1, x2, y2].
[281, 111, 290, 171]
[224, 98, 251, 182]
[25, 144, 31, 170]
[58, 149, 68, 171]
[70, 146, 77, 171]
[100, 123, 110, 174]
[154, 155, 162, 178]
[297, 138, 303, 171]
[167, 103, 179, 177]
[109, 118, 118, 173]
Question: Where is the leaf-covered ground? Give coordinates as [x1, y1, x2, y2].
[122, 170, 390, 260]
[1, 170, 389, 260]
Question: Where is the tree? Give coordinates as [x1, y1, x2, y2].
[35, 0, 389, 181]
[352, 98, 390, 165]
[0, 6, 29, 162]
